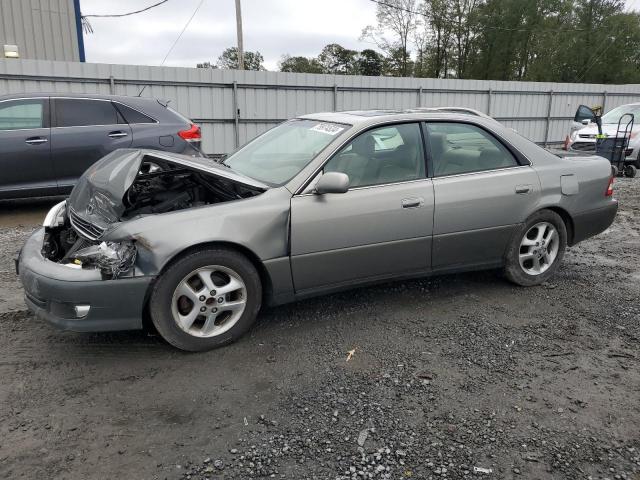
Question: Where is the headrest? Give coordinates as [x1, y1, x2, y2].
[352, 134, 375, 157]
[429, 132, 447, 159]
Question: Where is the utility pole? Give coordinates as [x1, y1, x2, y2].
[235, 0, 244, 70]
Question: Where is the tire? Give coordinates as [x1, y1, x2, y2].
[624, 165, 637, 178]
[504, 210, 567, 287]
[149, 248, 262, 352]
[611, 165, 619, 177]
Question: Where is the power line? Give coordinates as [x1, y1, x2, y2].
[159, 0, 205, 65]
[138, 0, 205, 96]
[82, 0, 170, 18]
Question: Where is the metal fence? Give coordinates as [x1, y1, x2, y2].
[2, 59, 640, 154]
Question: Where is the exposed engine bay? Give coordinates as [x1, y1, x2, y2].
[41, 156, 265, 278]
[122, 158, 263, 218]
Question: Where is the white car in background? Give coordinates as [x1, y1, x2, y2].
[568, 103, 640, 167]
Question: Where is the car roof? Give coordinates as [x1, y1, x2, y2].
[0, 92, 160, 104]
[299, 109, 495, 126]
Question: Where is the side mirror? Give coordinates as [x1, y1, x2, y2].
[315, 172, 349, 194]
[581, 119, 590, 125]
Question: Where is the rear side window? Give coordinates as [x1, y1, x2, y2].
[114, 103, 155, 124]
[426, 122, 518, 177]
[0, 99, 45, 130]
[54, 98, 122, 127]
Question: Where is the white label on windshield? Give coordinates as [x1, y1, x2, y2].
[310, 123, 344, 135]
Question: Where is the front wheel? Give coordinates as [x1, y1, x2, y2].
[149, 248, 262, 351]
[504, 210, 567, 286]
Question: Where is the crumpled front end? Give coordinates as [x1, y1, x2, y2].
[18, 227, 151, 332]
[17, 148, 269, 332]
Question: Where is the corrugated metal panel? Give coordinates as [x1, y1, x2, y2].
[1, 59, 640, 152]
[0, 0, 79, 61]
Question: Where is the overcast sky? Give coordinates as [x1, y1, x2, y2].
[80, 0, 640, 71]
[80, 0, 380, 70]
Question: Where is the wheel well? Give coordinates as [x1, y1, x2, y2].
[544, 206, 575, 246]
[140, 241, 274, 333]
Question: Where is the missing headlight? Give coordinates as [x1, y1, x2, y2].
[71, 241, 137, 279]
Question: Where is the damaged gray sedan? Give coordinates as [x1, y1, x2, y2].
[18, 110, 618, 351]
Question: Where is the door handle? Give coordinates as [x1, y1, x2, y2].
[515, 184, 532, 194]
[402, 197, 424, 209]
[25, 137, 47, 145]
[108, 131, 128, 138]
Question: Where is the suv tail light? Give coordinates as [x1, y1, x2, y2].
[605, 175, 614, 197]
[178, 123, 201, 142]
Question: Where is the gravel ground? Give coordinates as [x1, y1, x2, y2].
[0, 181, 638, 480]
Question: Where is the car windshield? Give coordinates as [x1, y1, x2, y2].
[224, 119, 348, 185]
[601, 105, 640, 124]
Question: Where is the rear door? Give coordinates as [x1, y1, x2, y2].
[0, 98, 56, 198]
[426, 121, 541, 270]
[50, 98, 132, 192]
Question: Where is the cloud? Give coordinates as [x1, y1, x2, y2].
[81, 0, 380, 70]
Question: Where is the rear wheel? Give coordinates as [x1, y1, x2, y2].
[150, 248, 261, 351]
[624, 165, 637, 178]
[504, 210, 567, 286]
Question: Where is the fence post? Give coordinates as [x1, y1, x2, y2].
[109, 76, 115, 95]
[602, 91, 608, 112]
[487, 89, 492, 116]
[232, 81, 240, 149]
[544, 90, 554, 147]
[417, 86, 423, 107]
[333, 84, 338, 111]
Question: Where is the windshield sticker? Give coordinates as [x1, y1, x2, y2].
[310, 123, 345, 135]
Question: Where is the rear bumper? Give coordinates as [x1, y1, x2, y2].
[18, 228, 152, 332]
[572, 201, 618, 245]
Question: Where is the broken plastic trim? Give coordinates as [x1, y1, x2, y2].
[71, 241, 137, 279]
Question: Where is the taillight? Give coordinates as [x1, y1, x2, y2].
[178, 123, 201, 142]
[605, 176, 614, 197]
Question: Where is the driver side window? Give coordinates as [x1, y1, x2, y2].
[324, 123, 425, 188]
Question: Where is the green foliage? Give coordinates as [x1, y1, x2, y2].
[357, 49, 385, 76]
[317, 43, 359, 74]
[216, 47, 265, 71]
[279, 55, 324, 73]
[221, 0, 640, 84]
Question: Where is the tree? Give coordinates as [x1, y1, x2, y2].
[356, 49, 384, 76]
[383, 45, 414, 76]
[216, 47, 265, 70]
[361, 0, 418, 77]
[279, 55, 324, 73]
[317, 43, 358, 74]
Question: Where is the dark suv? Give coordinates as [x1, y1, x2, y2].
[0, 93, 202, 199]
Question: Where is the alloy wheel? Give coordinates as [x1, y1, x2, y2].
[518, 222, 560, 275]
[171, 265, 247, 337]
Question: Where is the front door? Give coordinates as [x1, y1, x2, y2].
[51, 98, 132, 192]
[0, 98, 55, 198]
[290, 122, 434, 293]
[425, 121, 541, 269]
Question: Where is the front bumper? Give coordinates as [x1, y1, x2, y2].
[18, 228, 153, 332]
[572, 201, 618, 245]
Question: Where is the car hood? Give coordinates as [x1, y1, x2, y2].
[68, 149, 268, 230]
